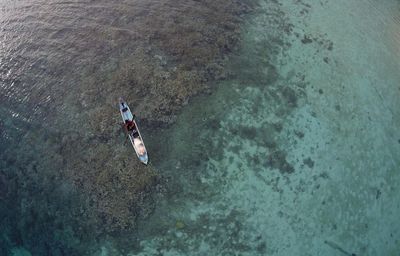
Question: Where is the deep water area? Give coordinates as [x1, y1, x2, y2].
[1, 0, 400, 255]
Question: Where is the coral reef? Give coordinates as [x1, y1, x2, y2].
[0, 0, 256, 254]
[71, 0, 255, 130]
[55, 0, 255, 235]
[60, 132, 159, 233]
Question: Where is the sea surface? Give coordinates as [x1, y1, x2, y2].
[1, 0, 400, 255]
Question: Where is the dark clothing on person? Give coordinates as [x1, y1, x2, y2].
[124, 119, 139, 138]
[125, 120, 135, 131]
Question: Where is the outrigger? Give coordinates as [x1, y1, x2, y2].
[119, 98, 148, 165]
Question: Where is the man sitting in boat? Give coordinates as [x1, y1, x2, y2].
[125, 119, 135, 130]
[124, 119, 140, 138]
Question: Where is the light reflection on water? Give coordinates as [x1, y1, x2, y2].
[0, 0, 143, 117]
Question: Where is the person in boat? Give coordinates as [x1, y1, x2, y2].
[124, 119, 140, 138]
[125, 119, 135, 131]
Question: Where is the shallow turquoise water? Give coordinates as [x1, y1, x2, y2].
[134, 0, 400, 255]
[1, 0, 400, 255]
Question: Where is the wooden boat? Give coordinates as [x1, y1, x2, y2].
[118, 97, 148, 165]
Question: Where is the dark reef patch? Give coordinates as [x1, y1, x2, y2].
[303, 157, 315, 168]
[294, 130, 305, 139]
[301, 35, 313, 44]
[375, 189, 381, 200]
[237, 126, 259, 140]
[267, 150, 295, 174]
[281, 86, 298, 107]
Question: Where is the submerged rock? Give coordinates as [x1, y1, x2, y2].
[175, 220, 185, 229]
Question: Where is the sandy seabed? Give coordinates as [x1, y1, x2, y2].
[126, 0, 400, 255]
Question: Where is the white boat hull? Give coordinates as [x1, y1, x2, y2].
[119, 98, 149, 165]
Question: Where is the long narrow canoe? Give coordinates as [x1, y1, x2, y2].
[118, 98, 148, 165]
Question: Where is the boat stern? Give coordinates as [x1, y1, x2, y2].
[139, 154, 149, 165]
